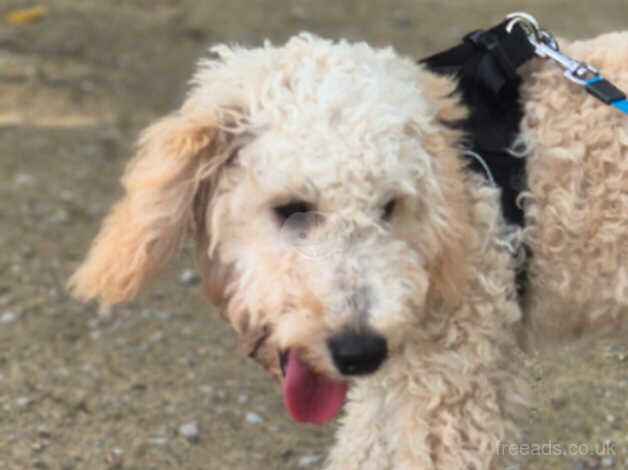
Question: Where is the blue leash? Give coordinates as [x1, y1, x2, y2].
[585, 76, 628, 115]
[614, 100, 628, 114]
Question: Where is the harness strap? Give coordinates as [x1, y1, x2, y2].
[419, 13, 626, 301]
[420, 21, 535, 226]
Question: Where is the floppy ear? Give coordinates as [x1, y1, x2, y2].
[416, 67, 468, 125]
[68, 111, 231, 307]
[416, 69, 472, 306]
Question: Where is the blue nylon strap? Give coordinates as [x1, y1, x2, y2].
[585, 76, 628, 115]
[613, 99, 628, 114]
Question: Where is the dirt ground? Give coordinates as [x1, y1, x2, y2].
[0, 1, 626, 469]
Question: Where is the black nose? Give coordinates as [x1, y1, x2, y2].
[327, 331, 388, 376]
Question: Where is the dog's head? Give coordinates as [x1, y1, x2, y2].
[69, 34, 470, 425]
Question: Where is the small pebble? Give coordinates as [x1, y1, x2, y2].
[1, 311, 19, 324]
[13, 173, 36, 187]
[245, 412, 263, 424]
[155, 311, 174, 320]
[49, 210, 71, 225]
[238, 394, 248, 404]
[298, 455, 321, 467]
[606, 344, 621, 353]
[48, 288, 63, 300]
[290, 5, 307, 20]
[601, 456, 615, 467]
[391, 8, 411, 27]
[179, 422, 199, 442]
[31, 440, 47, 452]
[149, 436, 168, 446]
[550, 396, 568, 409]
[606, 414, 616, 424]
[179, 269, 200, 286]
[16, 396, 33, 408]
[59, 190, 74, 201]
[36, 426, 51, 439]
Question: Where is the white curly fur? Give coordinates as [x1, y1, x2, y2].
[68, 32, 627, 469]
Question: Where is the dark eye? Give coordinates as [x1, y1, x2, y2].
[382, 199, 396, 221]
[273, 201, 312, 223]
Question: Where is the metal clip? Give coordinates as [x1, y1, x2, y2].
[505, 12, 599, 85]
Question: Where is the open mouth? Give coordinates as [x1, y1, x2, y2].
[279, 350, 348, 425]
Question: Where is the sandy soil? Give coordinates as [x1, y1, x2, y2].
[0, 1, 626, 469]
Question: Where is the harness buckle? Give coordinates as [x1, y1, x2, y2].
[505, 12, 599, 85]
[534, 40, 599, 85]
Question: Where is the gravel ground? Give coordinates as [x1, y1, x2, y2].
[0, 1, 626, 469]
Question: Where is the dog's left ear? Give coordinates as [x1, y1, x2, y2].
[68, 111, 232, 307]
[416, 67, 468, 124]
[415, 68, 471, 306]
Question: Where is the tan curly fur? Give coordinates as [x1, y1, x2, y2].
[68, 32, 626, 469]
[521, 32, 628, 344]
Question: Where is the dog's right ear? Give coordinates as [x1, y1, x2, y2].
[68, 111, 232, 307]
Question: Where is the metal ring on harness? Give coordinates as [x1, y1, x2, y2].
[505, 12, 542, 41]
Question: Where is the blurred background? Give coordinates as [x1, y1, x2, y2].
[0, 1, 626, 469]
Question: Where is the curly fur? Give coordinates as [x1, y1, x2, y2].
[68, 32, 627, 469]
[521, 32, 628, 343]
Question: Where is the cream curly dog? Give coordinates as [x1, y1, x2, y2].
[69, 32, 627, 469]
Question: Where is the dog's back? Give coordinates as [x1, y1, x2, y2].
[521, 32, 628, 343]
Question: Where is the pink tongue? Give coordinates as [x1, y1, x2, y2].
[282, 351, 347, 425]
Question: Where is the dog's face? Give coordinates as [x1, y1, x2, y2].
[69, 35, 470, 425]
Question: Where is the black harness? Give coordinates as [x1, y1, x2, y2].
[420, 18, 628, 224]
[420, 21, 535, 227]
[418, 16, 627, 299]
[419, 21, 537, 298]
